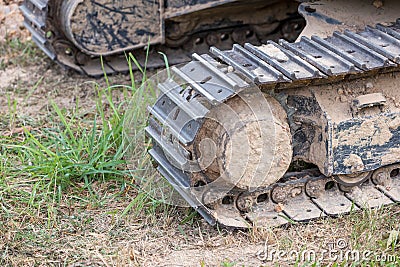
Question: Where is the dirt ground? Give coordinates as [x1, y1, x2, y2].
[1, 1, 400, 267]
[0, 0, 29, 42]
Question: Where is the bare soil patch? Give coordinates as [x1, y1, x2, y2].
[0, 0, 29, 42]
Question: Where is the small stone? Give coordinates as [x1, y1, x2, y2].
[290, 187, 302, 197]
[340, 95, 348, 102]
[260, 44, 289, 62]
[227, 66, 234, 73]
[338, 88, 344, 95]
[365, 82, 374, 89]
[373, 0, 383, 8]
[274, 203, 284, 212]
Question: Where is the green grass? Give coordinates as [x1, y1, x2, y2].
[0, 47, 162, 228]
[0, 45, 178, 264]
[2, 96, 125, 220]
[0, 39, 44, 70]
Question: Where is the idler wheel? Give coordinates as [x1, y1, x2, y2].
[194, 88, 292, 190]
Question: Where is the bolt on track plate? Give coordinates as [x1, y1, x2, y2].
[346, 182, 394, 209]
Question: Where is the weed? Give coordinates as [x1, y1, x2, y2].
[0, 39, 45, 70]
[0, 48, 161, 230]
[220, 259, 236, 267]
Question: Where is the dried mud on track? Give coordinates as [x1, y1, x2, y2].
[1, 2, 400, 266]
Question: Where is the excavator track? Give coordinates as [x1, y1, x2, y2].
[20, 0, 304, 76]
[146, 19, 400, 228]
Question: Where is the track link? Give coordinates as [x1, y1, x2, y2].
[146, 20, 400, 228]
